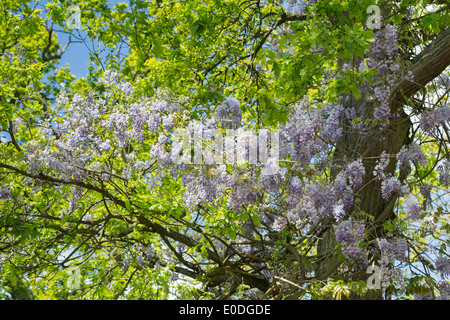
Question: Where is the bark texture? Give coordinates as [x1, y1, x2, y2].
[316, 28, 450, 299]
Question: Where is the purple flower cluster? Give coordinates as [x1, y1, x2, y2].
[273, 215, 288, 232]
[420, 106, 450, 135]
[397, 143, 427, 170]
[436, 256, 450, 279]
[334, 219, 367, 261]
[335, 219, 365, 243]
[181, 169, 220, 210]
[56, 91, 70, 106]
[280, 120, 315, 164]
[99, 70, 119, 87]
[374, 86, 390, 103]
[108, 112, 131, 148]
[439, 282, 450, 300]
[24, 113, 90, 180]
[378, 237, 408, 262]
[415, 293, 434, 300]
[367, 24, 399, 61]
[437, 160, 450, 187]
[392, 268, 407, 291]
[302, 181, 338, 218]
[321, 104, 344, 144]
[373, 103, 391, 122]
[215, 97, 242, 129]
[332, 202, 345, 221]
[405, 194, 420, 220]
[373, 151, 390, 180]
[283, 0, 307, 15]
[362, 25, 404, 125]
[381, 176, 402, 200]
[120, 82, 134, 96]
[227, 179, 260, 212]
[0, 186, 10, 200]
[129, 102, 150, 141]
[278, 0, 316, 15]
[419, 184, 432, 200]
[289, 176, 302, 194]
[68, 186, 84, 212]
[333, 173, 354, 209]
[345, 159, 366, 190]
[150, 135, 172, 167]
[436, 73, 450, 88]
[98, 139, 111, 153]
[147, 114, 161, 132]
[162, 114, 174, 130]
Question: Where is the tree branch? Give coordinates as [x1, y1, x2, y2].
[390, 28, 450, 109]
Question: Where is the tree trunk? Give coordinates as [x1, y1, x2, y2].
[316, 27, 450, 300]
[317, 91, 411, 299]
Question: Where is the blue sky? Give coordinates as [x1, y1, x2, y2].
[53, 30, 91, 78]
[38, 0, 127, 78]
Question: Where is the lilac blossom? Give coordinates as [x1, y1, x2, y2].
[182, 171, 218, 209]
[72, 93, 83, 105]
[381, 176, 402, 199]
[0, 186, 10, 200]
[334, 219, 366, 261]
[415, 293, 434, 300]
[100, 70, 118, 86]
[405, 194, 420, 220]
[332, 202, 345, 221]
[345, 159, 366, 190]
[374, 151, 390, 180]
[420, 106, 450, 135]
[436, 73, 450, 88]
[321, 104, 344, 143]
[289, 176, 302, 194]
[162, 114, 174, 130]
[147, 113, 161, 132]
[273, 216, 288, 232]
[129, 103, 150, 139]
[374, 86, 390, 103]
[150, 141, 172, 167]
[437, 160, 450, 187]
[333, 173, 354, 209]
[227, 180, 260, 212]
[303, 181, 337, 218]
[334, 219, 365, 243]
[397, 143, 427, 170]
[56, 91, 70, 106]
[98, 140, 111, 153]
[436, 257, 450, 279]
[373, 103, 391, 122]
[392, 238, 408, 261]
[215, 96, 242, 129]
[377, 237, 407, 266]
[367, 24, 399, 61]
[420, 185, 431, 200]
[440, 282, 450, 300]
[120, 82, 134, 96]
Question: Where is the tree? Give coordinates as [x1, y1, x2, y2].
[0, 0, 449, 300]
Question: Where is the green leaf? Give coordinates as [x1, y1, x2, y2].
[153, 38, 164, 58]
[124, 199, 132, 211]
[351, 116, 362, 125]
[272, 61, 281, 78]
[226, 226, 236, 240]
[0, 101, 13, 129]
[351, 85, 361, 100]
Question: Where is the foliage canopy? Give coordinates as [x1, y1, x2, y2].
[0, 0, 450, 300]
